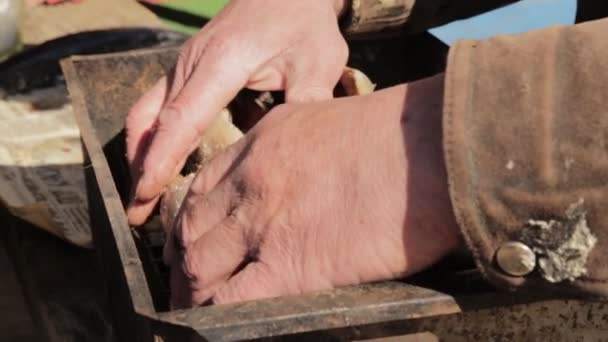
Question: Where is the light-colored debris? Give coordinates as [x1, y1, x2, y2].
[194, 108, 244, 165]
[339, 67, 376, 96]
[523, 199, 597, 283]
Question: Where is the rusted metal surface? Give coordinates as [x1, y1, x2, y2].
[419, 300, 608, 341]
[62, 47, 608, 341]
[158, 282, 460, 341]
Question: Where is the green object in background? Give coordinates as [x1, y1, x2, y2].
[160, 0, 229, 35]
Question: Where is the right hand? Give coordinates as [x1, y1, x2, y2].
[164, 75, 462, 307]
[126, 0, 350, 225]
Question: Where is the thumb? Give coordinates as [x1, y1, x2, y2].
[212, 262, 285, 305]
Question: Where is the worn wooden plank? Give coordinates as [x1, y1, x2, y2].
[21, 0, 165, 46]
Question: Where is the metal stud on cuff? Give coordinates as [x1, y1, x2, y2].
[496, 241, 536, 277]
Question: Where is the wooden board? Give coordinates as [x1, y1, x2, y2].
[21, 0, 165, 46]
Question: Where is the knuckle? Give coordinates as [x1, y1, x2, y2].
[176, 39, 199, 67]
[224, 206, 255, 247]
[143, 152, 178, 186]
[230, 141, 288, 205]
[158, 103, 201, 138]
[205, 35, 236, 57]
[206, 35, 255, 76]
[235, 161, 267, 198]
[158, 103, 186, 126]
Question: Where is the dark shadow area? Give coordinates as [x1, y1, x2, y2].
[138, 1, 210, 28]
[404, 0, 518, 34]
[152, 320, 210, 342]
[348, 32, 448, 88]
[576, 0, 608, 23]
[0, 28, 187, 95]
[1, 205, 114, 341]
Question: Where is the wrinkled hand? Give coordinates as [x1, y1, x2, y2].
[126, 0, 349, 225]
[167, 74, 463, 307]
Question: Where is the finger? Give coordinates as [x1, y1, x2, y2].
[174, 184, 233, 248]
[134, 42, 251, 203]
[284, 40, 348, 103]
[169, 252, 226, 309]
[125, 76, 169, 178]
[124, 77, 170, 226]
[212, 262, 285, 305]
[180, 215, 249, 305]
[127, 195, 160, 226]
[173, 140, 246, 245]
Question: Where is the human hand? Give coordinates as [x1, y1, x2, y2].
[126, 0, 349, 225]
[167, 74, 463, 307]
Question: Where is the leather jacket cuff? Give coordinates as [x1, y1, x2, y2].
[443, 19, 608, 298]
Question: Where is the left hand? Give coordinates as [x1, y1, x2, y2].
[168, 74, 462, 307]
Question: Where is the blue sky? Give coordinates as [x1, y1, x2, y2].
[429, 0, 576, 45]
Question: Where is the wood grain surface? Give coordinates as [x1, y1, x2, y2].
[20, 0, 165, 45]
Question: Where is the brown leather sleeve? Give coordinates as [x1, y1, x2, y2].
[443, 18, 608, 298]
[342, 0, 517, 38]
